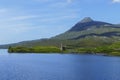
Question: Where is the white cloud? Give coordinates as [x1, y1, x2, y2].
[67, 0, 73, 3]
[38, 15, 77, 22]
[33, 0, 53, 3]
[0, 8, 7, 13]
[112, 0, 120, 3]
[10, 15, 39, 21]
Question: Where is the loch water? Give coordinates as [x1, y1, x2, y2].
[0, 49, 120, 80]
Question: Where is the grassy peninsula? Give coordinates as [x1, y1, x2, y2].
[8, 41, 120, 56]
[8, 46, 62, 53]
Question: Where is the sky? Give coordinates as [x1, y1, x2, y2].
[0, 0, 120, 44]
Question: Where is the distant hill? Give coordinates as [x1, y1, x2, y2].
[1, 17, 120, 49]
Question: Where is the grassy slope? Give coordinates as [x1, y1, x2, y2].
[53, 27, 120, 39]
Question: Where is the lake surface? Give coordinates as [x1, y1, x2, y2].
[0, 50, 120, 80]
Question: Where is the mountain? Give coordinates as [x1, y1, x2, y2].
[1, 17, 120, 49]
[68, 17, 113, 32]
[53, 17, 120, 40]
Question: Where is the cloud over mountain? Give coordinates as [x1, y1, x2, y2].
[112, 0, 120, 3]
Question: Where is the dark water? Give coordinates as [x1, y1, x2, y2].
[0, 50, 120, 80]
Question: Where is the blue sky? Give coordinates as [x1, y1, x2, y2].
[0, 0, 120, 44]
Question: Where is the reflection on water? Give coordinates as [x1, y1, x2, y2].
[0, 49, 120, 80]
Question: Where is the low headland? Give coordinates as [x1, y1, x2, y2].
[8, 41, 120, 56]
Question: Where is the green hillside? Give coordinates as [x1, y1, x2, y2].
[53, 27, 120, 40]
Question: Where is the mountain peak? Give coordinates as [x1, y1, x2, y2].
[80, 17, 94, 23]
[68, 17, 113, 32]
